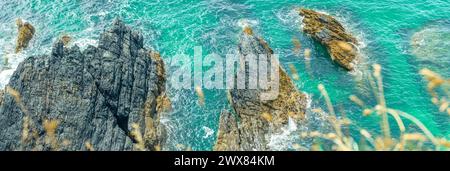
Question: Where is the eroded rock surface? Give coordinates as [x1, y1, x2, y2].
[215, 28, 308, 151]
[0, 20, 170, 151]
[213, 110, 240, 151]
[299, 8, 358, 71]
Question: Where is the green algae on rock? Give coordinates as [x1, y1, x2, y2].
[299, 8, 359, 71]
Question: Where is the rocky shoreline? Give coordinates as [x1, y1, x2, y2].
[0, 8, 357, 151]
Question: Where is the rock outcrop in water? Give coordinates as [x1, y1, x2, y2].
[214, 27, 308, 151]
[0, 20, 170, 151]
[299, 8, 358, 71]
[15, 19, 35, 53]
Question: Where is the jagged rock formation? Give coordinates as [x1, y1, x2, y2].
[15, 19, 35, 53]
[0, 20, 170, 151]
[215, 27, 308, 151]
[213, 111, 240, 151]
[299, 8, 358, 71]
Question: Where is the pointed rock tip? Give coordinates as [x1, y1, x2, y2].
[51, 39, 65, 57]
[113, 18, 125, 26]
[110, 18, 129, 33]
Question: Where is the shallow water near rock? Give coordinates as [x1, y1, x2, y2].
[0, 0, 449, 150]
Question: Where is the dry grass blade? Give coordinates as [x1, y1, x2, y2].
[301, 65, 448, 151]
[387, 108, 439, 146]
[419, 68, 449, 114]
[21, 115, 30, 147]
[349, 95, 365, 108]
[85, 141, 94, 151]
[130, 123, 145, 151]
[261, 112, 273, 122]
[292, 37, 302, 56]
[318, 84, 335, 117]
[43, 119, 59, 150]
[304, 48, 311, 59]
[372, 64, 391, 140]
[195, 86, 205, 106]
[288, 64, 300, 81]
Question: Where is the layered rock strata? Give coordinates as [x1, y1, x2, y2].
[0, 20, 170, 151]
[299, 8, 359, 71]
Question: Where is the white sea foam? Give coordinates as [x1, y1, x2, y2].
[72, 38, 98, 50]
[202, 126, 214, 139]
[0, 32, 29, 88]
[0, 69, 14, 88]
[276, 8, 302, 26]
[267, 117, 298, 151]
[267, 94, 312, 151]
[236, 18, 258, 29]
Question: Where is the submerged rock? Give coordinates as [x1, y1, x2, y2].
[15, 19, 35, 53]
[0, 19, 170, 151]
[215, 28, 308, 151]
[299, 8, 358, 71]
[410, 23, 450, 74]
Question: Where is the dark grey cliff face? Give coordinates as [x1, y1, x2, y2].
[0, 20, 170, 151]
[214, 29, 307, 151]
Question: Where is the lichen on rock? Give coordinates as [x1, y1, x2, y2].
[299, 8, 359, 71]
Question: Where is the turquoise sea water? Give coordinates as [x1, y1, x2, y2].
[0, 0, 449, 150]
